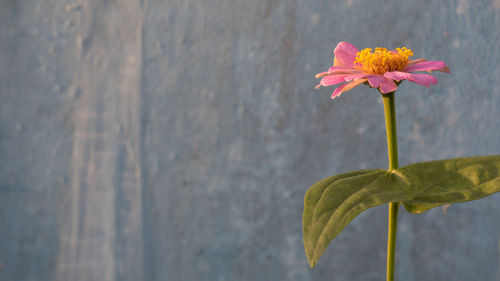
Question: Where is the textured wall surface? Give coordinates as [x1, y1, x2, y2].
[1, 0, 500, 280]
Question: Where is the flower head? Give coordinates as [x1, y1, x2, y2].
[315, 41, 450, 99]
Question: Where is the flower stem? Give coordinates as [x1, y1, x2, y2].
[382, 92, 398, 171]
[382, 92, 399, 281]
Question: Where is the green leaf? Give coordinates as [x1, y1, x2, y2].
[303, 155, 500, 267]
[303, 169, 415, 267]
[399, 155, 500, 213]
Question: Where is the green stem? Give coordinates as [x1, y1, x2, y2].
[383, 92, 398, 171]
[382, 92, 399, 281]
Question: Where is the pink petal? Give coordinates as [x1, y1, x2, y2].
[333, 41, 359, 68]
[315, 66, 359, 78]
[406, 73, 438, 87]
[404, 61, 449, 72]
[328, 66, 359, 73]
[379, 77, 398, 94]
[439, 66, 451, 73]
[367, 75, 384, 88]
[344, 73, 373, 82]
[385, 71, 438, 87]
[319, 74, 350, 87]
[407, 58, 426, 65]
[367, 75, 399, 93]
[331, 84, 348, 98]
[333, 57, 344, 67]
[331, 79, 367, 99]
[384, 71, 412, 81]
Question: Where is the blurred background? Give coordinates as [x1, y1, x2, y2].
[1, 0, 499, 280]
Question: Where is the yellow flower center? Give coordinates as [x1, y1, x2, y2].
[354, 47, 413, 75]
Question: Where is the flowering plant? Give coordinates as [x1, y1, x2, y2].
[302, 41, 500, 281]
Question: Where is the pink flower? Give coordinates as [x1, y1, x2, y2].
[315, 42, 450, 99]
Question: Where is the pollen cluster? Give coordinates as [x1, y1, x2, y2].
[354, 47, 413, 75]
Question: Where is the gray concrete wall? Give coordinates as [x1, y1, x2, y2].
[0, 0, 499, 280]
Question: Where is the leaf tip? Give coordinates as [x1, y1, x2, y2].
[308, 258, 317, 268]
